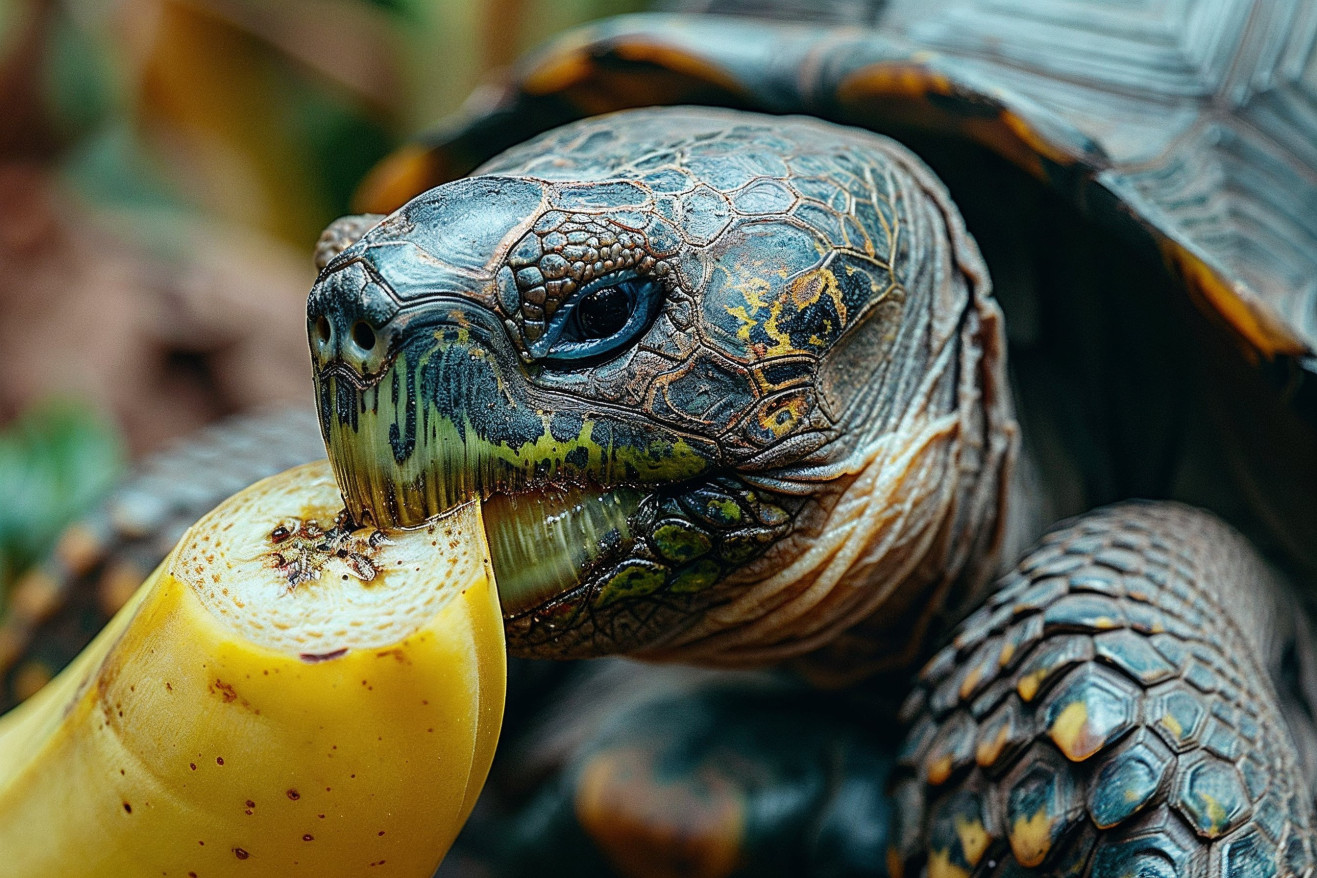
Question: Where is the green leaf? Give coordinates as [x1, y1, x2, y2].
[0, 402, 125, 601]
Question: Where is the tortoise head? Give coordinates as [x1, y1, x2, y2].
[309, 107, 1014, 672]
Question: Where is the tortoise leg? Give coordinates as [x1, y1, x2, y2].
[457, 662, 898, 878]
[892, 502, 1317, 877]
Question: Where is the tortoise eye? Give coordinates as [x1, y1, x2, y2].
[576, 286, 632, 339]
[538, 276, 663, 365]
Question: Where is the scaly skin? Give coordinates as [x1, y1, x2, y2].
[310, 107, 1014, 676]
[892, 504, 1316, 877]
[311, 107, 1316, 875]
[6, 103, 1312, 875]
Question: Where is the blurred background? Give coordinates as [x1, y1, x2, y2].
[0, 0, 646, 599]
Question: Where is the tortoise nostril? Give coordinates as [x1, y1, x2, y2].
[352, 321, 376, 352]
[314, 316, 331, 345]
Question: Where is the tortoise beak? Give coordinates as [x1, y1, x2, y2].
[305, 174, 715, 619]
[311, 277, 599, 527]
[309, 285, 658, 621]
[309, 274, 649, 616]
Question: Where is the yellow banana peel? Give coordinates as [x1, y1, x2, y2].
[0, 460, 505, 877]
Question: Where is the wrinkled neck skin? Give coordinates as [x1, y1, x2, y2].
[641, 163, 1018, 682]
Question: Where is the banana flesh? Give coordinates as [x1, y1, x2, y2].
[0, 460, 505, 877]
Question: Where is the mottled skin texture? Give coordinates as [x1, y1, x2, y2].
[3, 101, 1314, 875]
[311, 110, 1012, 674]
[895, 504, 1317, 877]
[4, 4, 1317, 872]
[306, 106, 1317, 876]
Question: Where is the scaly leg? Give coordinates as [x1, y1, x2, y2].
[893, 502, 1317, 877]
[450, 662, 898, 878]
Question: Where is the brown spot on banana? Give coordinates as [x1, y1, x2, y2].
[0, 460, 505, 876]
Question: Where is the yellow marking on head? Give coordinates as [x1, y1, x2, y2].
[726, 276, 773, 343]
[998, 640, 1016, 667]
[727, 266, 849, 359]
[1017, 668, 1048, 702]
[756, 393, 811, 440]
[760, 297, 798, 358]
[789, 267, 848, 325]
[926, 849, 970, 878]
[1160, 712, 1184, 739]
[1049, 700, 1099, 761]
[728, 306, 754, 341]
[1009, 808, 1053, 867]
[1093, 616, 1118, 630]
[955, 817, 990, 867]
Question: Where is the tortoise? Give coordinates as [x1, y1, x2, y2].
[7, 0, 1317, 875]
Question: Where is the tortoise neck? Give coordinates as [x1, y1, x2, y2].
[653, 287, 1020, 683]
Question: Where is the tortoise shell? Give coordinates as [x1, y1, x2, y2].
[353, 0, 1317, 574]
[361, 0, 1317, 360]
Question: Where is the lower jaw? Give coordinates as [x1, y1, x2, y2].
[321, 409, 648, 617]
[334, 475, 642, 618]
[316, 368, 659, 617]
[471, 483, 644, 617]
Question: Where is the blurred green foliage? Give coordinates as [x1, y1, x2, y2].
[0, 403, 124, 603]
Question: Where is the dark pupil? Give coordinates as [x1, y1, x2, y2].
[577, 285, 632, 339]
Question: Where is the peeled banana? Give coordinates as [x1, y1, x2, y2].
[0, 459, 505, 877]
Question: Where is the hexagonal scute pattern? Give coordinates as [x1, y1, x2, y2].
[893, 502, 1317, 876]
[465, 108, 925, 469]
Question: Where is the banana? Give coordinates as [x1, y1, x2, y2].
[0, 459, 505, 877]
